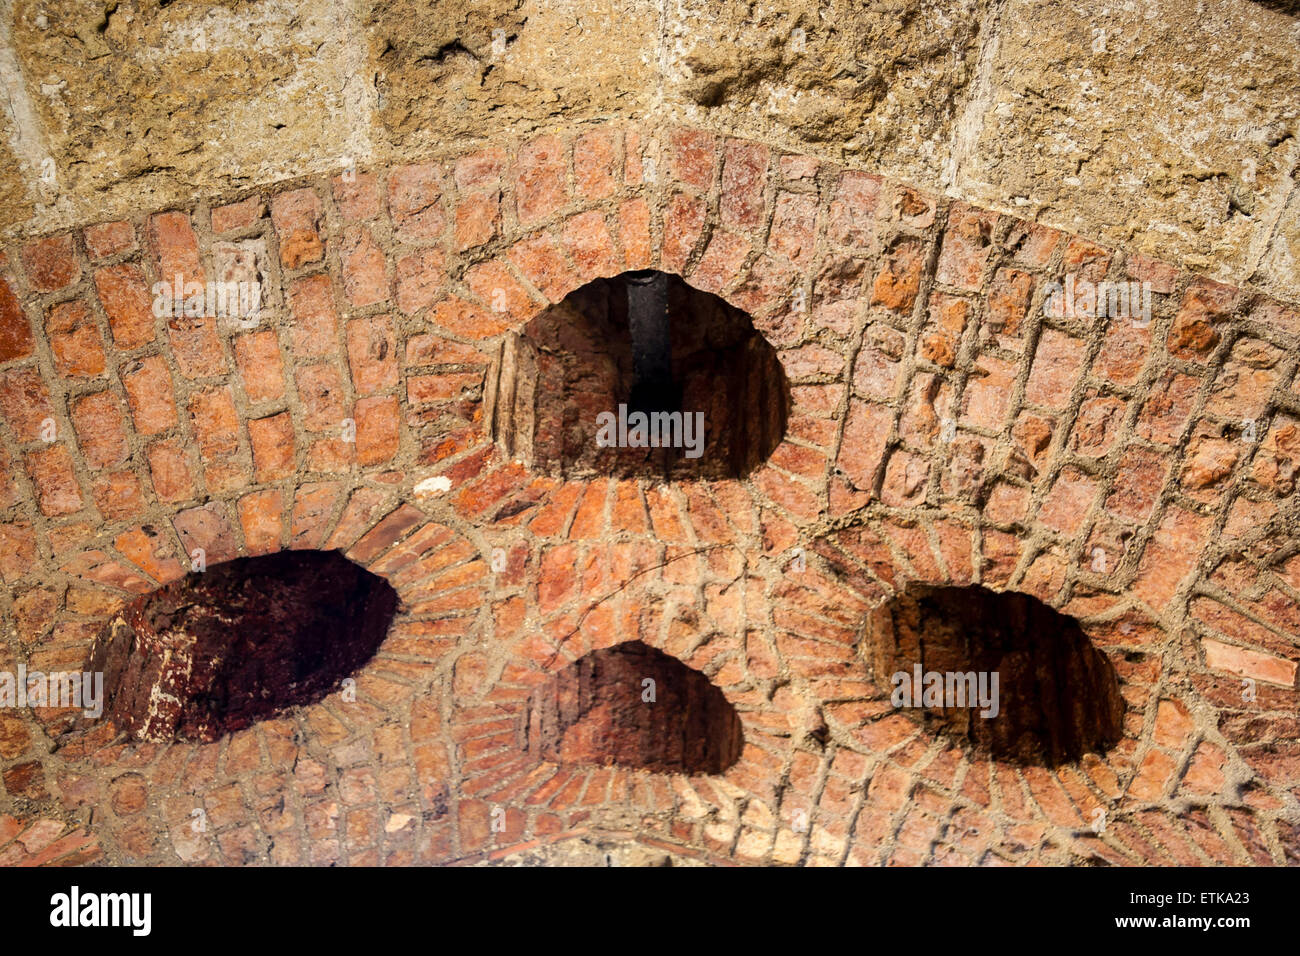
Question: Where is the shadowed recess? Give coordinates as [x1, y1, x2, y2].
[88, 550, 399, 743]
[525, 641, 743, 774]
[485, 271, 790, 480]
[866, 585, 1125, 766]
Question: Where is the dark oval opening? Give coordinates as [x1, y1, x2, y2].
[867, 584, 1124, 766]
[486, 271, 790, 479]
[525, 640, 743, 774]
[88, 550, 398, 743]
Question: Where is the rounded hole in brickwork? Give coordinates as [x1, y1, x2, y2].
[866, 585, 1124, 766]
[88, 550, 398, 743]
[485, 271, 789, 479]
[525, 641, 743, 774]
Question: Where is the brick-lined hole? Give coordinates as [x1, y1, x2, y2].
[486, 271, 789, 479]
[866, 585, 1124, 766]
[525, 641, 743, 774]
[89, 551, 398, 743]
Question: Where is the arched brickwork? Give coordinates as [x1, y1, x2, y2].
[0, 124, 1298, 866]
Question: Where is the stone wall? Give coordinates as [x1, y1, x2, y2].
[0, 0, 1296, 305]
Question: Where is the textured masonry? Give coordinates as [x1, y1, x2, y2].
[0, 123, 1298, 866]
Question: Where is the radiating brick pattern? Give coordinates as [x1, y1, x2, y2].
[0, 123, 1296, 866]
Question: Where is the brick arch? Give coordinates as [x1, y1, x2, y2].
[0, 122, 1296, 865]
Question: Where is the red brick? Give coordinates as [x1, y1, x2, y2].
[838, 400, 892, 489]
[233, 331, 286, 403]
[1024, 328, 1085, 408]
[508, 233, 581, 303]
[332, 172, 381, 222]
[407, 372, 481, 405]
[21, 234, 81, 292]
[574, 129, 617, 200]
[870, 238, 924, 313]
[46, 301, 105, 377]
[1203, 338, 1282, 421]
[189, 386, 241, 461]
[984, 481, 1029, 524]
[562, 211, 618, 279]
[1061, 238, 1111, 282]
[287, 274, 340, 357]
[1132, 506, 1210, 610]
[211, 196, 265, 234]
[355, 396, 400, 465]
[881, 449, 929, 506]
[454, 148, 507, 191]
[239, 489, 283, 555]
[667, 128, 716, 191]
[0, 262, 33, 362]
[1201, 637, 1296, 687]
[404, 334, 488, 367]
[94, 264, 156, 348]
[1179, 425, 1240, 496]
[270, 189, 324, 269]
[296, 364, 347, 430]
[1125, 253, 1179, 293]
[961, 354, 1016, 430]
[167, 317, 227, 379]
[619, 199, 652, 271]
[1005, 220, 1063, 268]
[827, 172, 880, 248]
[1168, 281, 1235, 362]
[1094, 317, 1151, 386]
[1152, 698, 1195, 750]
[623, 130, 645, 185]
[121, 355, 178, 435]
[1038, 468, 1099, 536]
[148, 211, 204, 286]
[172, 503, 238, 565]
[662, 193, 706, 274]
[813, 255, 869, 335]
[70, 391, 129, 469]
[720, 140, 769, 230]
[1135, 370, 1200, 444]
[935, 204, 996, 291]
[248, 413, 296, 482]
[395, 248, 447, 314]
[92, 470, 145, 521]
[429, 297, 510, 340]
[147, 439, 195, 503]
[341, 226, 389, 307]
[781, 154, 819, 182]
[0, 521, 37, 583]
[1105, 444, 1167, 523]
[83, 221, 136, 260]
[769, 192, 819, 267]
[0, 367, 53, 441]
[987, 267, 1034, 336]
[454, 191, 500, 251]
[346, 314, 399, 396]
[290, 482, 344, 548]
[1252, 415, 1300, 496]
[513, 136, 568, 226]
[1070, 392, 1126, 457]
[25, 445, 83, 516]
[691, 228, 750, 293]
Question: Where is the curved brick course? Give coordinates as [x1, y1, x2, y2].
[0, 123, 1297, 866]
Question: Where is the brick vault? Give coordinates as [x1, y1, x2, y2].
[0, 125, 1298, 867]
